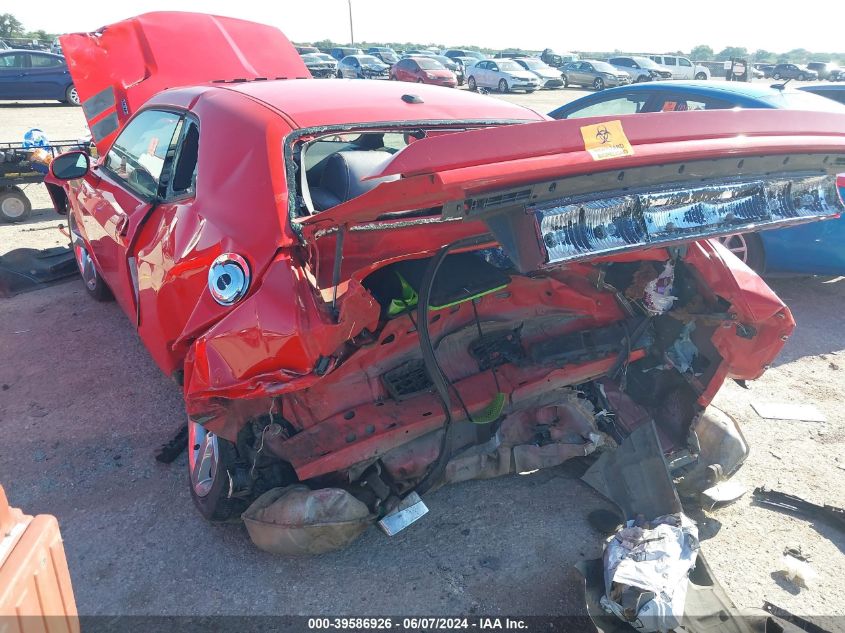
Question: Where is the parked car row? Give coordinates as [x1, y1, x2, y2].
[0, 48, 79, 104]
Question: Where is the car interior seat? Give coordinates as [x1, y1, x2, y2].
[309, 150, 399, 211]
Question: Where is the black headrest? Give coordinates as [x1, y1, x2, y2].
[311, 150, 398, 211]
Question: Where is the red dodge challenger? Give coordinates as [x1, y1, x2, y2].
[46, 12, 844, 551]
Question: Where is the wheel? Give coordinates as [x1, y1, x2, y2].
[797, 73, 806, 81]
[526, 88, 536, 93]
[188, 421, 248, 522]
[336, 70, 343, 79]
[773, 72, 781, 80]
[561, 74, 569, 88]
[498, 78, 509, 93]
[694, 72, 707, 80]
[68, 213, 112, 301]
[718, 233, 765, 272]
[593, 77, 605, 91]
[64, 84, 81, 106]
[0, 187, 32, 223]
[467, 76, 477, 91]
[417, 78, 424, 83]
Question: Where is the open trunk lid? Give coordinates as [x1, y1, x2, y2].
[60, 12, 309, 154]
[297, 110, 845, 278]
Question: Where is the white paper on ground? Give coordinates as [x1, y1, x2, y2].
[751, 401, 826, 423]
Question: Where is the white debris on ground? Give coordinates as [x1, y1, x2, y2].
[601, 513, 699, 633]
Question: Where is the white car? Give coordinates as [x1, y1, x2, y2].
[648, 55, 711, 80]
[467, 59, 541, 93]
[514, 57, 565, 88]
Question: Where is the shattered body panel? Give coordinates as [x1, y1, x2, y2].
[48, 11, 845, 535]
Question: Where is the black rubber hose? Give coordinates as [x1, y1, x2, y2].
[414, 234, 493, 495]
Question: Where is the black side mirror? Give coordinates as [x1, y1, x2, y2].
[50, 151, 89, 180]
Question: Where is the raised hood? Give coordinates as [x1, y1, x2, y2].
[61, 11, 309, 153]
[297, 109, 845, 284]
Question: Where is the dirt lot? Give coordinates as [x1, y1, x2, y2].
[1, 90, 844, 624]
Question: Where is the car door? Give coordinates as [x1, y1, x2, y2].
[662, 56, 681, 79]
[26, 53, 69, 99]
[486, 61, 500, 88]
[75, 108, 183, 316]
[0, 52, 30, 98]
[677, 57, 694, 79]
[580, 62, 596, 85]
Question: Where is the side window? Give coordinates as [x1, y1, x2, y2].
[584, 63, 594, 71]
[169, 120, 199, 197]
[103, 109, 182, 199]
[665, 57, 677, 66]
[0, 53, 26, 68]
[657, 96, 732, 112]
[30, 54, 63, 68]
[679, 58, 692, 67]
[558, 94, 649, 119]
[490, 63, 498, 72]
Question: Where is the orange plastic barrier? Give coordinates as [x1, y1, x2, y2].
[0, 485, 79, 633]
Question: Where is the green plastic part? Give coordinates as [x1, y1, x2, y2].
[470, 392, 506, 425]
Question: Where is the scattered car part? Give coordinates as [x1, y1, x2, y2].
[752, 487, 845, 532]
[0, 246, 77, 297]
[779, 553, 818, 588]
[377, 491, 429, 535]
[242, 485, 374, 555]
[750, 401, 826, 423]
[700, 480, 747, 509]
[762, 602, 832, 633]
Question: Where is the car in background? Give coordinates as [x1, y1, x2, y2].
[647, 54, 710, 80]
[549, 81, 845, 275]
[426, 54, 464, 85]
[0, 40, 10, 50]
[337, 54, 390, 79]
[50, 38, 63, 55]
[540, 49, 579, 67]
[560, 60, 630, 90]
[301, 53, 337, 78]
[452, 56, 479, 73]
[771, 63, 818, 81]
[513, 58, 563, 88]
[807, 62, 837, 80]
[367, 47, 399, 64]
[296, 45, 319, 55]
[390, 56, 457, 87]
[754, 63, 775, 78]
[466, 58, 541, 93]
[443, 49, 484, 62]
[494, 50, 531, 59]
[799, 83, 845, 105]
[330, 46, 364, 61]
[0, 49, 79, 105]
[608, 56, 672, 82]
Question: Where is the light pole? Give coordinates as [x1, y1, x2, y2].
[347, 0, 354, 45]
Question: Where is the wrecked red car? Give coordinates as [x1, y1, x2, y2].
[46, 12, 845, 552]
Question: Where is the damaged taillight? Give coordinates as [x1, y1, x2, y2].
[535, 175, 842, 265]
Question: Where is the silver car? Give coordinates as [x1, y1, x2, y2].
[514, 57, 564, 88]
[466, 58, 541, 93]
[561, 60, 631, 90]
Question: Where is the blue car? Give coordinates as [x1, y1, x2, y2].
[0, 49, 79, 105]
[549, 81, 845, 275]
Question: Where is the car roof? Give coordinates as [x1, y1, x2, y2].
[1, 48, 62, 55]
[203, 78, 545, 129]
[548, 80, 845, 117]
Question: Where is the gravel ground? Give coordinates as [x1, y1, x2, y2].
[0, 92, 843, 623]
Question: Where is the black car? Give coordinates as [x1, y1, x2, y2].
[771, 63, 818, 81]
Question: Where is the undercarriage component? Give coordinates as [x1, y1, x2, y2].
[382, 359, 433, 401]
[378, 492, 429, 536]
[468, 327, 525, 371]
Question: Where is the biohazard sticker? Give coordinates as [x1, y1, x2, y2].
[580, 120, 634, 161]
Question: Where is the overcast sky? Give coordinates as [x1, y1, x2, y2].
[11, 0, 842, 53]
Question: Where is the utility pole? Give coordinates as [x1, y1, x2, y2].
[348, 0, 355, 44]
